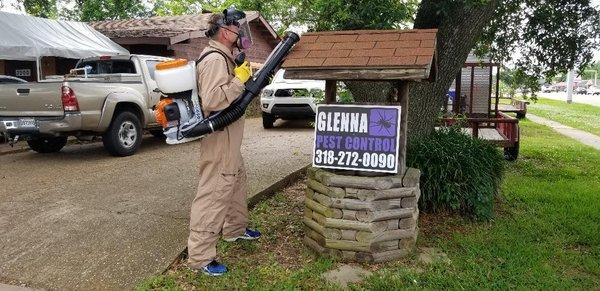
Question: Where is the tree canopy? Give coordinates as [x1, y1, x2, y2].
[478, 0, 600, 79]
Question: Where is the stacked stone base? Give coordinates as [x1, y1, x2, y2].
[304, 167, 421, 263]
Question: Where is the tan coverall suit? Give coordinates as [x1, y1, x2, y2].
[187, 40, 248, 269]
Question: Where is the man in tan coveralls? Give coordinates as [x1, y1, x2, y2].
[188, 9, 260, 276]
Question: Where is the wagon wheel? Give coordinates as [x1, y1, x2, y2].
[504, 141, 519, 161]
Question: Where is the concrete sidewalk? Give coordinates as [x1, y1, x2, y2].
[528, 114, 600, 150]
[0, 118, 313, 290]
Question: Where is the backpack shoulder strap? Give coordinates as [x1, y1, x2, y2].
[195, 50, 230, 72]
[195, 50, 231, 117]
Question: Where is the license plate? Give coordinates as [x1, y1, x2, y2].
[18, 118, 36, 128]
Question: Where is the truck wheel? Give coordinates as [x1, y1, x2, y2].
[504, 142, 519, 161]
[103, 111, 142, 157]
[262, 112, 275, 129]
[27, 136, 68, 153]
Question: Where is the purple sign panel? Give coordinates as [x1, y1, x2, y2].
[313, 104, 401, 173]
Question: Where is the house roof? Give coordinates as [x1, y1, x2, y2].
[91, 11, 279, 45]
[281, 29, 437, 81]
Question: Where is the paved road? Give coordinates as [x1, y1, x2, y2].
[0, 118, 313, 290]
[539, 92, 600, 107]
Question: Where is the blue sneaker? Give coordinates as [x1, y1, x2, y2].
[224, 228, 261, 242]
[201, 260, 227, 276]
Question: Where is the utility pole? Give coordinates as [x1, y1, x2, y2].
[566, 69, 574, 104]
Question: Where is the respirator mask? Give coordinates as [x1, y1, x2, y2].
[220, 8, 253, 50]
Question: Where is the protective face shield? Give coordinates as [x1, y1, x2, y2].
[222, 8, 253, 50]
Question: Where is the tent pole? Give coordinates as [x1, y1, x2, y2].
[36, 56, 42, 82]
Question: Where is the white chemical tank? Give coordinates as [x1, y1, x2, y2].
[154, 59, 196, 94]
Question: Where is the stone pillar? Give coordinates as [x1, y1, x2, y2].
[304, 167, 421, 263]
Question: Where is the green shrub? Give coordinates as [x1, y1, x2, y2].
[407, 126, 505, 220]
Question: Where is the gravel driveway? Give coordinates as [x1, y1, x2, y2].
[0, 118, 313, 290]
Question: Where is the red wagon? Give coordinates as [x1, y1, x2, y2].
[442, 54, 520, 160]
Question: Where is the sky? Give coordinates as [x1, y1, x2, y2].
[1, 0, 599, 62]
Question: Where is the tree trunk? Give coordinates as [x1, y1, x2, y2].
[344, 81, 394, 104]
[408, 0, 498, 140]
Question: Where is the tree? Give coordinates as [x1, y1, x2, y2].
[71, 0, 150, 21]
[21, 0, 58, 18]
[499, 67, 541, 98]
[478, 0, 600, 80]
[12, 0, 151, 21]
[303, 0, 417, 31]
[408, 1, 499, 138]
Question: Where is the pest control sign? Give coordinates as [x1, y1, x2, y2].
[313, 104, 401, 173]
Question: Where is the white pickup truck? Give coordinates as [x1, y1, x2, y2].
[0, 55, 171, 156]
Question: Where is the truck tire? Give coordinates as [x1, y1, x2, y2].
[102, 111, 142, 157]
[262, 112, 275, 129]
[27, 136, 68, 153]
[504, 142, 519, 161]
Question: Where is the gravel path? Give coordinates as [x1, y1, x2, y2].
[0, 118, 313, 290]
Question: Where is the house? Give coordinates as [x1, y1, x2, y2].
[91, 11, 280, 67]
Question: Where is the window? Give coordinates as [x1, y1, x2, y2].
[145, 60, 162, 80]
[76, 59, 136, 74]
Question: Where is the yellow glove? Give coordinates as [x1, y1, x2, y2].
[234, 61, 252, 83]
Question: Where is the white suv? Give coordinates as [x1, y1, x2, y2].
[588, 86, 600, 95]
[260, 69, 325, 128]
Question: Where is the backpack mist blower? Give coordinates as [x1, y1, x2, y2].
[153, 31, 300, 145]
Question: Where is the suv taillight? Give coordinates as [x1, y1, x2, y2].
[61, 85, 79, 111]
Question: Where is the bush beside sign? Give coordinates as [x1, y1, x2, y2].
[313, 104, 401, 173]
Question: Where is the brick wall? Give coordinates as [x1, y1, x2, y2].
[171, 22, 276, 64]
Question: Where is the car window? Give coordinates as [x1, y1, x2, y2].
[76, 59, 136, 74]
[145, 60, 162, 80]
[0, 77, 26, 84]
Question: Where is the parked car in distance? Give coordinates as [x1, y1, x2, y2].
[541, 84, 553, 93]
[0, 55, 171, 156]
[574, 87, 587, 95]
[260, 69, 325, 128]
[0, 75, 27, 84]
[588, 86, 600, 95]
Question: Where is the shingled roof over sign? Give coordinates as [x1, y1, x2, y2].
[91, 11, 279, 46]
[282, 29, 437, 81]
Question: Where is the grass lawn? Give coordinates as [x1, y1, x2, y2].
[528, 98, 600, 136]
[137, 120, 599, 290]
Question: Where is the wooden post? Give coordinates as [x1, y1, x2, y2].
[472, 122, 479, 138]
[397, 82, 409, 175]
[325, 80, 337, 104]
[495, 66, 500, 116]
[469, 66, 474, 115]
[488, 65, 493, 118]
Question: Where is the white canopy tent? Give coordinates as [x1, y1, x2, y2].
[0, 11, 129, 61]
